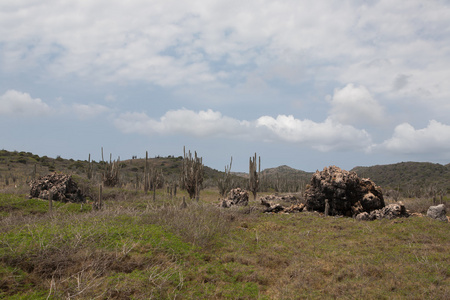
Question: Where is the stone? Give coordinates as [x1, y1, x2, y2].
[260, 194, 305, 213]
[356, 202, 409, 221]
[30, 173, 85, 203]
[305, 166, 385, 216]
[427, 204, 448, 222]
[219, 188, 249, 208]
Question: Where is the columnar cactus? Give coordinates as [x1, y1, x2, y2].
[217, 157, 233, 197]
[249, 153, 260, 200]
[181, 146, 204, 199]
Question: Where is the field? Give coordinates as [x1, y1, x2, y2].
[0, 150, 449, 299]
[0, 187, 449, 299]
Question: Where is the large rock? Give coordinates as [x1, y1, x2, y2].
[220, 188, 249, 208]
[30, 173, 85, 203]
[305, 166, 385, 216]
[427, 204, 448, 222]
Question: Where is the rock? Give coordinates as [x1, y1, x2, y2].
[356, 202, 409, 221]
[219, 188, 249, 208]
[260, 194, 305, 213]
[427, 204, 448, 222]
[305, 166, 385, 216]
[30, 173, 85, 203]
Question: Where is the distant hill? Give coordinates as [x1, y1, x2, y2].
[1, 150, 449, 196]
[352, 162, 450, 194]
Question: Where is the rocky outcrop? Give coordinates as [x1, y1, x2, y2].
[427, 204, 448, 222]
[220, 188, 249, 208]
[355, 202, 409, 221]
[305, 166, 385, 216]
[30, 173, 85, 203]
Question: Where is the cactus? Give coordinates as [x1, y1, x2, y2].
[217, 157, 233, 197]
[103, 153, 120, 187]
[87, 153, 93, 180]
[249, 153, 260, 200]
[181, 146, 204, 199]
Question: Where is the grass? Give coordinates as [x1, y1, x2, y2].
[0, 191, 449, 299]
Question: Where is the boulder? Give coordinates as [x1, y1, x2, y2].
[30, 173, 85, 203]
[220, 188, 249, 208]
[305, 166, 385, 216]
[427, 204, 448, 222]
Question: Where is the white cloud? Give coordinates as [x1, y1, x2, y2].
[256, 115, 372, 151]
[378, 120, 450, 154]
[2, 0, 449, 101]
[329, 83, 385, 126]
[114, 108, 250, 138]
[72, 103, 110, 120]
[0, 90, 51, 117]
[115, 108, 372, 152]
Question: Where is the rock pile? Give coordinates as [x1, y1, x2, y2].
[260, 194, 305, 213]
[305, 166, 385, 216]
[220, 188, 249, 208]
[355, 202, 409, 221]
[30, 173, 85, 203]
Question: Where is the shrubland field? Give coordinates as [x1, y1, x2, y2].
[0, 150, 449, 299]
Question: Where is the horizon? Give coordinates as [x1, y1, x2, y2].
[2, 1, 450, 173]
[2, 147, 448, 174]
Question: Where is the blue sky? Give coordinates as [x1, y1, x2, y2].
[1, 0, 450, 172]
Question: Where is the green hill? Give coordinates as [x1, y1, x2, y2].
[352, 162, 450, 195]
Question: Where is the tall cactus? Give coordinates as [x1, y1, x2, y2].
[103, 153, 120, 187]
[87, 153, 93, 180]
[181, 146, 204, 199]
[217, 157, 233, 197]
[249, 153, 261, 200]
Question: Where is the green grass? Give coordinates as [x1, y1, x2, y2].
[0, 192, 449, 299]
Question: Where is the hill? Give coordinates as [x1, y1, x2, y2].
[352, 162, 450, 195]
[2, 149, 450, 197]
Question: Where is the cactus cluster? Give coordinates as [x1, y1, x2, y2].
[181, 146, 204, 199]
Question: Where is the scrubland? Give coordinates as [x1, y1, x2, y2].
[0, 188, 448, 299]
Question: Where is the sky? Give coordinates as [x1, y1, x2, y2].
[1, 0, 450, 172]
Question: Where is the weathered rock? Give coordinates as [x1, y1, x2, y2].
[260, 194, 305, 213]
[220, 188, 249, 208]
[356, 202, 409, 221]
[427, 204, 448, 222]
[30, 173, 85, 203]
[305, 166, 385, 216]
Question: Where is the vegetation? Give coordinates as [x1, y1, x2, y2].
[0, 149, 449, 298]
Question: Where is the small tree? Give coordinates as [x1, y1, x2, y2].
[249, 153, 261, 200]
[181, 147, 204, 199]
[217, 157, 234, 197]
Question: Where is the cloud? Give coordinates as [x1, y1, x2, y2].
[114, 108, 250, 138]
[115, 108, 372, 152]
[378, 120, 450, 154]
[2, 0, 449, 102]
[328, 84, 385, 126]
[72, 103, 110, 120]
[256, 115, 371, 151]
[0, 90, 51, 117]
[392, 74, 410, 91]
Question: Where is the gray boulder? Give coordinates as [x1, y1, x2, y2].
[427, 204, 448, 222]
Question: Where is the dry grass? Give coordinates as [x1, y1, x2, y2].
[1, 191, 449, 299]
